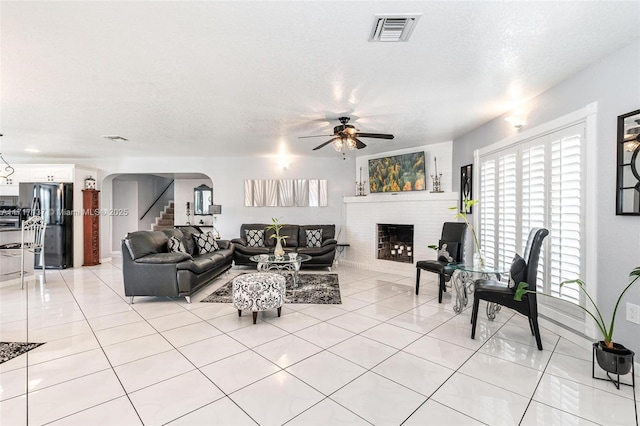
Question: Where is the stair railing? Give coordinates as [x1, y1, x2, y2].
[140, 179, 174, 221]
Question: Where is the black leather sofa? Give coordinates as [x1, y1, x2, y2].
[121, 226, 234, 303]
[231, 223, 337, 269]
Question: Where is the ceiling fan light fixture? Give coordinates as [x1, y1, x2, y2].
[346, 137, 357, 151]
[332, 138, 344, 152]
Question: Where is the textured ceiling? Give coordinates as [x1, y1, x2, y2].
[1, 1, 639, 160]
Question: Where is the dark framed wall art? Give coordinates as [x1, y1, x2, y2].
[616, 109, 640, 215]
[460, 164, 473, 213]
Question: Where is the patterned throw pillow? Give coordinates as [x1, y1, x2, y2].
[193, 232, 219, 253]
[168, 236, 187, 253]
[305, 229, 323, 248]
[246, 229, 265, 247]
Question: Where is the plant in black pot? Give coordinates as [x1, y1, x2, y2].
[515, 266, 640, 377]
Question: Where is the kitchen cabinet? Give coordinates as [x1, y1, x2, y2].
[0, 167, 30, 196]
[28, 165, 74, 182]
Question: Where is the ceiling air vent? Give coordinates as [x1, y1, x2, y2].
[101, 135, 129, 142]
[369, 14, 421, 42]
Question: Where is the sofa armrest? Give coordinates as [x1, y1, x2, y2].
[231, 237, 247, 247]
[322, 239, 337, 247]
[216, 239, 232, 250]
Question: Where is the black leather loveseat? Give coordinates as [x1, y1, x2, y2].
[121, 226, 234, 303]
[231, 223, 337, 269]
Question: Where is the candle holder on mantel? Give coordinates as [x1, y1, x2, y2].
[186, 201, 192, 225]
[430, 156, 444, 193]
[356, 166, 367, 196]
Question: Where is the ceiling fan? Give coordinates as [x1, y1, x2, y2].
[299, 117, 394, 152]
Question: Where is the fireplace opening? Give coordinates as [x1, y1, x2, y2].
[377, 224, 414, 263]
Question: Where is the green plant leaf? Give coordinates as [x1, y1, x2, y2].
[448, 206, 458, 210]
[630, 267, 640, 277]
[427, 245, 438, 251]
[514, 282, 529, 301]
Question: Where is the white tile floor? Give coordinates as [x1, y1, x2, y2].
[1, 261, 638, 425]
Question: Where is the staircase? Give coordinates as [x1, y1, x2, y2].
[151, 201, 174, 231]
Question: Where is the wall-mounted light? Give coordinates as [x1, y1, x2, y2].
[279, 157, 290, 169]
[505, 115, 525, 129]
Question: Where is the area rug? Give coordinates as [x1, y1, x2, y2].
[0, 342, 45, 364]
[201, 273, 341, 304]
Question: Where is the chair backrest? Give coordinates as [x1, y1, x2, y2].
[440, 222, 468, 262]
[523, 228, 549, 291]
[21, 215, 46, 250]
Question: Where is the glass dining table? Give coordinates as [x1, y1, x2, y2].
[448, 262, 510, 319]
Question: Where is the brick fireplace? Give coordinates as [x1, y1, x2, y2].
[377, 224, 414, 263]
[343, 192, 458, 275]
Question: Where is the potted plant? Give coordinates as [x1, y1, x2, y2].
[514, 266, 640, 375]
[266, 217, 287, 258]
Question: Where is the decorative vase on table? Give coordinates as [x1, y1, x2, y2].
[274, 238, 285, 258]
[473, 252, 485, 268]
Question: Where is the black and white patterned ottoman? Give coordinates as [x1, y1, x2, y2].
[232, 272, 286, 324]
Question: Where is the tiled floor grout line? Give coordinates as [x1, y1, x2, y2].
[71, 272, 261, 426]
[52, 267, 147, 425]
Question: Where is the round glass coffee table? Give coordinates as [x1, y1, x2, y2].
[249, 253, 311, 288]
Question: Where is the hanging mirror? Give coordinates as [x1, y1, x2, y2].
[616, 109, 640, 215]
[194, 184, 212, 215]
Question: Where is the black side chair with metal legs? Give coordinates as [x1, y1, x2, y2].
[416, 222, 467, 302]
[471, 227, 549, 350]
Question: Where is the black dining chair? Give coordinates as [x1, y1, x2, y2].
[470, 227, 549, 350]
[415, 222, 467, 303]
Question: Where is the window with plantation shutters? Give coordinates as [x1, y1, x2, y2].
[478, 122, 585, 319]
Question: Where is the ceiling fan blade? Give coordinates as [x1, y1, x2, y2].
[354, 138, 367, 149]
[312, 138, 337, 151]
[355, 132, 394, 140]
[298, 135, 334, 139]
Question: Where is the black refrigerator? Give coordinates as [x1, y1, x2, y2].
[19, 182, 74, 269]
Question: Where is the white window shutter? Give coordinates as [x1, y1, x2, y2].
[522, 144, 546, 292]
[550, 130, 582, 304]
[480, 158, 496, 266]
[498, 153, 518, 271]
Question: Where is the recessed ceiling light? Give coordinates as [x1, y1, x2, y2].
[101, 135, 129, 141]
[25, 148, 40, 153]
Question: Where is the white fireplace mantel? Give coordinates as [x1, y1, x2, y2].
[344, 192, 458, 204]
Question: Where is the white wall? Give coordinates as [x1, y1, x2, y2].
[112, 180, 138, 252]
[93, 155, 354, 258]
[452, 39, 640, 355]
